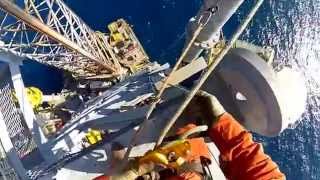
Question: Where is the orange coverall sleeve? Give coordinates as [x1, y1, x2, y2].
[94, 113, 285, 180]
[208, 113, 285, 180]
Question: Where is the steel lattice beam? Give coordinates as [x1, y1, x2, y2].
[0, 0, 123, 78]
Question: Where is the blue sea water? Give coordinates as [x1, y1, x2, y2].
[21, 0, 320, 179]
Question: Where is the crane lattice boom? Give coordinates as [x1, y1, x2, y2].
[0, 0, 149, 78]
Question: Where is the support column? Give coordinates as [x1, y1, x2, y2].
[8, 58, 35, 129]
[0, 110, 29, 179]
[0, 51, 52, 163]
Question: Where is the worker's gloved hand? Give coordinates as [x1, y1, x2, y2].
[196, 90, 225, 118]
[184, 90, 225, 126]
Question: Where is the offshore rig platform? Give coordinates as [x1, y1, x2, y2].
[0, 0, 306, 179]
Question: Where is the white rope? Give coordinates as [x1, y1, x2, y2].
[156, 0, 265, 146]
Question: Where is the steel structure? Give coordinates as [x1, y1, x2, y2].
[0, 139, 19, 180]
[0, 81, 37, 158]
[0, 0, 123, 78]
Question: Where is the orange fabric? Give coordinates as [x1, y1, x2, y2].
[96, 113, 285, 180]
[165, 137, 209, 180]
[92, 175, 108, 180]
[176, 124, 197, 136]
[208, 113, 285, 180]
[185, 138, 211, 162]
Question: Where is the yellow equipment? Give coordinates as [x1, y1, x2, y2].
[12, 87, 43, 110]
[110, 32, 125, 44]
[108, 21, 130, 45]
[85, 129, 103, 145]
[108, 22, 124, 44]
[108, 22, 118, 33]
[139, 139, 191, 169]
[26, 87, 43, 109]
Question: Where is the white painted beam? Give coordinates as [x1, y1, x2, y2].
[0, 112, 28, 179]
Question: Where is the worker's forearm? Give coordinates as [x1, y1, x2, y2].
[208, 113, 285, 179]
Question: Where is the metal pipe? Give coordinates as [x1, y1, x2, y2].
[0, 0, 116, 73]
[183, 0, 245, 63]
[156, 0, 265, 146]
[119, 18, 206, 171]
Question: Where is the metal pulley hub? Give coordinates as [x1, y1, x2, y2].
[201, 48, 307, 136]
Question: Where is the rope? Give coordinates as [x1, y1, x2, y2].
[119, 9, 214, 170]
[155, 0, 265, 146]
[33, 121, 140, 179]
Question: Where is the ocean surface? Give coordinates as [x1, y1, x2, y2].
[21, 0, 320, 179]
